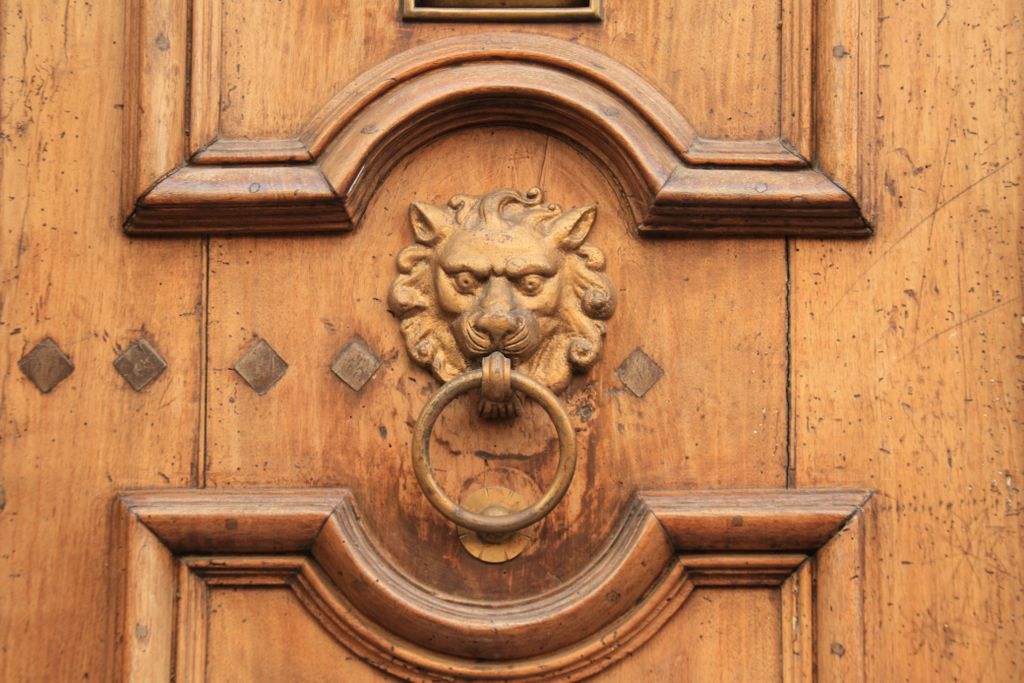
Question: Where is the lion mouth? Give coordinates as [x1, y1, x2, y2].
[500, 318, 535, 356]
[455, 312, 540, 360]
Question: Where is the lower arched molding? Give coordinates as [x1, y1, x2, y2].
[115, 488, 871, 681]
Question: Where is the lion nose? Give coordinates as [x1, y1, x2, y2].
[476, 312, 518, 344]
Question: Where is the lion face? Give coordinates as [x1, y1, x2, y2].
[389, 187, 615, 393]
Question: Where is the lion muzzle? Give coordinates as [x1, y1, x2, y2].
[457, 308, 540, 359]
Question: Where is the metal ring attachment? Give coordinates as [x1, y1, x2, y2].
[412, 356, 577, 536]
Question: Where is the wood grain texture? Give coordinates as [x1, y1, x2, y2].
[115, 511, 177, 683]
[208, 0, 779, 144]
[200, 585, 783, 683]
[791, 0, 1024, 680]
[204, 588, 380, 682]
[116, 486, 866, 680]
[0, 2, 202, 681]
[121, 0, 187, 217]
[781, 560, 815, 683]
[602, 588, 783, 682]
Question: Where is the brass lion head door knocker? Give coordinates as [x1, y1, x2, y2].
[389, 187, 615, 561]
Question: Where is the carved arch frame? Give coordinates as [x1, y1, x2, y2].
[123, 2, 873, 237]
[114, 488, 873, 681]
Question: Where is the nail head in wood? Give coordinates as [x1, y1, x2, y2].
[331, 337, 382, 392]
[615, 347, 664, 398]
[113, 338, 168, 391]
[234, 339, 288, 395]
[18, 338, 75, 394]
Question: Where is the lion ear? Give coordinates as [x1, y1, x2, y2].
[409, 202, 454, 246]
[546, 205, 596, 250]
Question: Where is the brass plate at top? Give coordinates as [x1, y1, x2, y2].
[401, 0, 602, 22]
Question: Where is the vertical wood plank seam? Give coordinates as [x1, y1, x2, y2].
[120, 0, 141, 221]
[809, 0, 821, 176]
[199, 238, 210, 488]
[855, 502, 868, 683]
[203, 574, 212, 682]
[780, 555, 815, 683]
[861, 0, 880, 225]
[184, 0, 194, 155]
[106, 499, 132, 683]
[809, 550, 819, 681]
[777, 0, 784, 143]
[169, 560, 182, 682]
[785, 237, 795, 488]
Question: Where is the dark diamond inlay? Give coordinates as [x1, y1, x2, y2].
[113, 338, 168, 392]
[18, 338, 75, 394]
[615, 347, 664, 398]
[234, 339, 288, 395]
[331, 337, 382, 392]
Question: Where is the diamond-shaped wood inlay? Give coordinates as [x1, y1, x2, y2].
[234, 339, 288, 395]
[331, 337, 382, 392]
[615, 347, 664, 398]
[18, 338, 74, 394]
[113, 339, 168, 392]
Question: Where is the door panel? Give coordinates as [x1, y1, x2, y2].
[213, 0, 781, 141]
[202, 587, 783, 683]
[204, 126, 789, 599]
[204, 588, 381, 682]
[1, 1, 1020, 681]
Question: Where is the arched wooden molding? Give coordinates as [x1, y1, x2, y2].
[115, 487, 872, 680]
[125, 32, 869, 237]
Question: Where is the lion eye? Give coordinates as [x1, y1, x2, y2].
[451, 271, 481, 294]
[514, 274, 547, 295]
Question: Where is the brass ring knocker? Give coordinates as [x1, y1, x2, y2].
[411, 352, 577, 538]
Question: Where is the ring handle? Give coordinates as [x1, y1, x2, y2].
[412, 355, 577, 536]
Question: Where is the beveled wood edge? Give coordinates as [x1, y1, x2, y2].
[125, 165, 349, 234]
[124, 32, 869, 237]
[295, 32, 700, 162]
[114, 486, 872, 675]
[780, 0, 815, 160]
[640, 488, 873, 550]
[781, 559, 815, 682]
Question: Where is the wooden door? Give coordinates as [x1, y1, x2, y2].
[2, 1, 1021, 681]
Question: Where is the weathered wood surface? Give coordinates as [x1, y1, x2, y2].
[791, 1, 1024, 680]
[0, 0, 1020, 680]
[0, 2, 202, 681]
